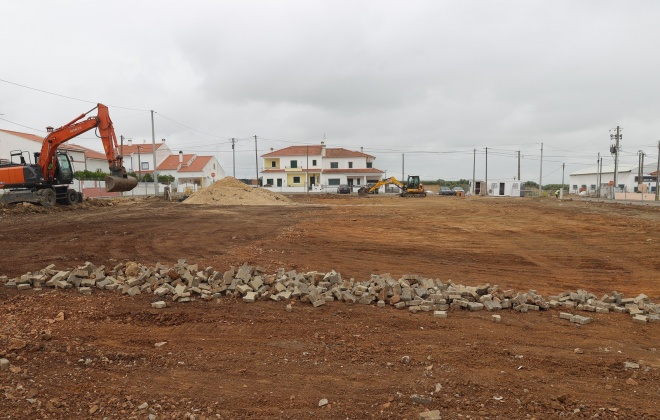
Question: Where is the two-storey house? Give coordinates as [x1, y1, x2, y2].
[261, 142, 384, 192]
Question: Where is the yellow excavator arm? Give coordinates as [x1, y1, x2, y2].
[358, 176, 426, 197]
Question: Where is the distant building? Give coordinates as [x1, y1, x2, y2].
[470, 179, 523, 197]
[157, 152, 224, 190]
[261, 142, 384, 192]
[569, 164, 658, 196]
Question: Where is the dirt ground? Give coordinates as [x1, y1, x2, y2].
[1, 194, 660, 419]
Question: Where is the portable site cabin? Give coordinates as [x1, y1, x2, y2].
[471, 179, 523, 197]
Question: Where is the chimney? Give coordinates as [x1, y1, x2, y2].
[321, 141, 326, 157]
[127, 139, 132, 146]
[179, 151, 183, 163]
[360, 147, 363, 153]
[162, 138, 166, 143]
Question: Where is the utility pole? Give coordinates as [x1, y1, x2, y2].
[485, 147, 488, 196]
[539, 142, 543, 197]
[471, 148, 476, 195]
[231, 138, 236, 178]
[599, 157, 603, 198]
[306, 145, 309, 194]
[610, 126, 622, 198]
[402, 153, 404, 181]
[517, 150, 521, 181]
[656, 140, 660, 201]
[597, 153, 601, 198]
[560, 163, 565, 199]
[150, 110, 159, 195]
[254, 135, 259, 185]
[638, 150, 645, 192]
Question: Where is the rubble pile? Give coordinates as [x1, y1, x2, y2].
[182, 176, 293, 206]
[2, 261, 659, 323]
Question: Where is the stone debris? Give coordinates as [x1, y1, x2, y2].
[419, 410, 441, 420]
[318, 398, 328, 407]
[2, 261, 659, 324]
[0, 358, 10, 371]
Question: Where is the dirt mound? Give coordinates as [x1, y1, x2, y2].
[182, 177, 293, 206]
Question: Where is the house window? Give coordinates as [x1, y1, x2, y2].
[266, 178, 274, 186]
[348, 162, 353, 169]
[366, 162, 372, 168]
[293, 176, 301, 184]
[572, 185, 577, 190]
[312, 159, 317, 166]
[356, 179, 360, 185]
[328, 178, 340, 185]
[141, 162, 149, 170]
[290, 160, 298, 169]
[271, 161, 276, 168]
[590, 185, 596, 191]
[330, 162, 338, 169]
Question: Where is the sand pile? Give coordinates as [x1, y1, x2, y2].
[182, 177, 293, 206]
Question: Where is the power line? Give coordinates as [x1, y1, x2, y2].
[0, 77, 149, 111]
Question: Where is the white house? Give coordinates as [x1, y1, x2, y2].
[157, 152, 224, 191]
[261, 143, 384, 192]
[569, 163, 658, 197]
[470, 179, 523, 197]
[118, 140, 172, 175]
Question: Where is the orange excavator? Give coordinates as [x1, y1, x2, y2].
[0, 104, 138, 206]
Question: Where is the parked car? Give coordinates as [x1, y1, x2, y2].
[337, 185, 351, 194]
[452, 187, 465, 195]
[439, 186, 454, 195]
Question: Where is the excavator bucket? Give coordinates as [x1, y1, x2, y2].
[105, 175, 138, 193]
[357, 187, 369, 197]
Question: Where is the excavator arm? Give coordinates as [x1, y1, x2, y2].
[358, 175, 426, 197]
[358, 177, 406, 196]
[38, 104, 137, 193]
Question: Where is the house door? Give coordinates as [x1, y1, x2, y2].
[347, 179, 353, 187]
[499, 183, 505, 195]
[277, 179, 283, 187]
[310, 176, 316, 186]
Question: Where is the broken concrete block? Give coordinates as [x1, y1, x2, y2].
[433, 311, 447, 318]
[0, 358, 9, 371]
[492, 315, 501, 323]
[419, 410, 441, 420]
[570, 315, 592, 325]
[242, 292, 257, 303]
[559, 312, 573, 320]
[151, 301, 167, 309]
[632, 314, 648, 324]
[467, 302, 484, 311]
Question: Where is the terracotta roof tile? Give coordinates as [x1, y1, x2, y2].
[157, 154, 195, 171]
[0, 129, 96, 154]
[262, 145, 374, 159]
[118, 143, 165, 155]
[179, 156, 213, 172]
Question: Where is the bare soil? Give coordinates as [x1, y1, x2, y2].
[1, 194, 660, 419]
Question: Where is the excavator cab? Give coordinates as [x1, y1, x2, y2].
[55, 152, 75, 185]
[406, 176, 421, 189]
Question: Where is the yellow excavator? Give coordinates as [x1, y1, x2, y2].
[357, 175, 427, 197]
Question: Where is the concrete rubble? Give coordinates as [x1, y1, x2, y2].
[2, 261, 659, 323]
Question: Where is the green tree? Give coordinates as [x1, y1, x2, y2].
[158, 174, 175, 185]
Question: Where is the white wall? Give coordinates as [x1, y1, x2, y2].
[0, 132, 41, 164]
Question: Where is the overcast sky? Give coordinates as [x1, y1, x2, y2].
[2, 1, 660, 184]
